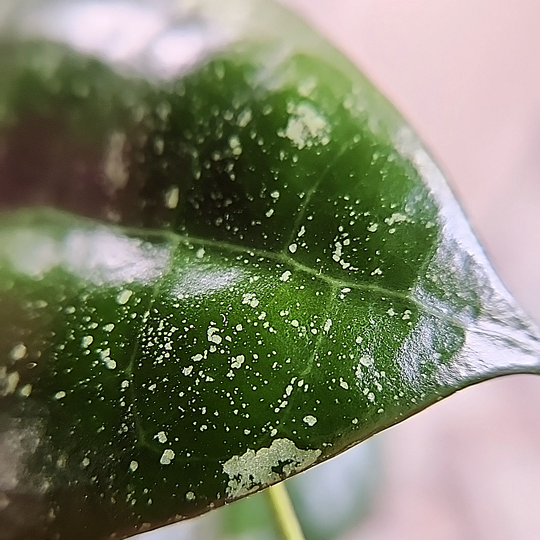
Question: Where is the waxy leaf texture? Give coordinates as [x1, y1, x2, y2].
[1, 1, 540, 539]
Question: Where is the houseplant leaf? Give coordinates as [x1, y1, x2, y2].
[1, 1, 540, 539]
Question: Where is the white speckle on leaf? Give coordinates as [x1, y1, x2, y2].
[280, 270, 292, 282]
[303, 415, 317, 427]
[229, 135, 242, 156]
[207, 326, 222, 344]
[129, 460, 139, 472]
[155, 431, 168, 444]
[323, 319, 332, 333]
[164, 186, 179, 209]
[359, 355, 374, 368]
[54, 391, 66, 400]
[116, 290, 132, 305]
[237, 108, 252, 127]
[242, 293, 259, 308]
[20, 384, 32, 397]
[231, 355, 245, 369]
[160, 449, 175, 465]
[288, 243, 297, 254]
[222, 438, 321, 498]
[81, 335, 93, 348]
[278, 102, 330, 150]
[385, 212, 407, 226]
[1, 371, 19, 396]
[9, 344, 27, 362]
[105, 358, 117, 370]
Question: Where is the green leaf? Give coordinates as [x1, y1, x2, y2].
[1, 1, 539, 539]
[214, 439, 380, 540]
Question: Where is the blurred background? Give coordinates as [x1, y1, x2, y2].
[143, 0, 540, 538]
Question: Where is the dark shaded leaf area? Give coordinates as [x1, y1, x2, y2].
[1, 16, 539, 540]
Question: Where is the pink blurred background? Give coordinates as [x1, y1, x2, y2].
[282, 1, 540, 539]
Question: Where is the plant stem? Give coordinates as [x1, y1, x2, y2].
[266, 482, 306, 540]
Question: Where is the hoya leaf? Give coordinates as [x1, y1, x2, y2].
[1, 1, 540, 539]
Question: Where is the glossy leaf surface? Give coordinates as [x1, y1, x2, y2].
[1, 1, 540, 539]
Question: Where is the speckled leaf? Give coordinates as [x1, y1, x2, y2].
[1, 1, 540, 540]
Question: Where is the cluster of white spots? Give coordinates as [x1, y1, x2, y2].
[323, 318, 332, 333]
[104, 323, 115, 332]
[164, 185, 179, 209]
[331, 228, 358, 271]
[242, 293, 259, 308]
[367, 223, 378, 233]
[359, 354, 374, 368]
[160, 449, 175, 465]
[116, 289, 132, 305]
[371, 267, 382, 276]
[332, 242, 343, 263]
[231, 355, 245, 369]
[303, 415, 318, 427]
[207, 325, 222, 345]
[278, 102, 330, 150]
[154, 431, 168, 444]
[222, 438, 321, 498]
[99, 348, 116, 370]
[339, 378, 349, 390]
[385, 212, 408, 226]
[229, 135, 242, 156]
[9, 343, 27, 362]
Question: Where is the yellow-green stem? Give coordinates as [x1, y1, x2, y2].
[266, 482, 306, 540]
